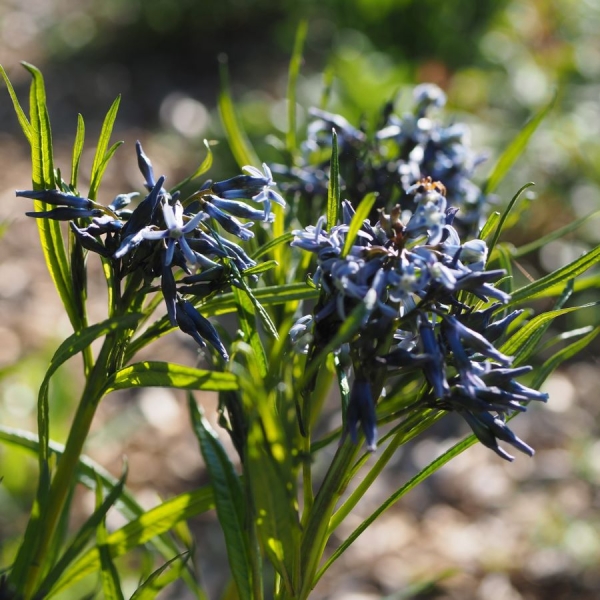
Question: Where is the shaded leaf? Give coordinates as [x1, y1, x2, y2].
[189, 396, 254, 600]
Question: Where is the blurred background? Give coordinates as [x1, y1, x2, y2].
[1, 0, 599, 598]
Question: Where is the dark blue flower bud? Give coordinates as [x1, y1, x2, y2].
[161, 264, 177, 326]
[346, 379, 377, 451]
[419, 317, 449, 398]
[70, 222, 111, 256]
[203, 202, 254, 241]
[445, 315, 512, 365]
[460, 410, 534, 461]
[136, 141, 156, 190]
[175, 300, 229, 361]
[109, 192, 139, 212]
[17, 189, 93, 209]
[25, 207, 104, 220]
[121, 176, 165, 240]
[208, 196, 274, 222]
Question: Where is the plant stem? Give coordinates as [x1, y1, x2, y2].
[20, 334, 118, 598]
[297, 438, 360, 599]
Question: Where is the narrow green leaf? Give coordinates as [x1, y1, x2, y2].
[532, 325, 600, 390]
[37, 313, 143, 468]
[232, 286, 268, 378]
[326, 129, 340, 230]
[129, 552, 191, 600]
[525, 272, 600, 299]
[513, 209, 600, 259]
[23, 62, 55, 188]
[218, 57, 260, 168]
[484, 92, 556, 194]
[88, 140, 124, 200]
[251, 232, 295, 260]
[500, 303, 597, 364]
[341, 192, 378, 258]
[96, 477, 126, 600]
[189, 397, 253, 600]
[314, 433, 478, 585]
[102, 361, 239, 394]
[0, 64, 32, 141]
[478, 211, 500, 240]
[0, 426, 205, 598]
[319, 65, 335, 110]
[70, 113, 85, 189]
[49, 487, 215, 597]
[236, 372, 300, 595]
[88, 95, 121, 200]
[286, 20, 308, 156]
[507, 242, 600, 307]
[236, 273, 279, 341]
[125, 284, 318, 360]
[487, 182, 535, 261]
[172, 139, 214, 194]
[202, 283, 318, 317]
[38, 466, 128, 596]
[241, 260, 278, 277]
[21, 63, 79, 330]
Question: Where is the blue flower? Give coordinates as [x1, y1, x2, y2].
[175, 299, 229, 361]
[346, 379, 378, 451]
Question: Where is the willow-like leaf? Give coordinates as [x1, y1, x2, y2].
[129, 552, 191, 600]
[251, 232, 295, 260]
[232, 286, 268, 378]
[532, 325, 600, 389]
[513, 209, 600, 259]
[173, 139, 214, 194]
[190, 397, 254, 600]
[0, 64, 32, 141]
[102, 361, 239, 395]
[314, 433, 478, 585]
[326, 129, 340, 230]
[96, 478, 126, 600]
[37, 466, 128, 596]
[341, 192, 378, 258]
[483, 92, 556, 194]
[507, 242, 600, 307]
[48, 487, 215, 596]
[88, 95, 121, 200]
[218, 57, 260, 169]
[478, 210, 500, 240]
[70, 113, 85, 189]
[500, 303, 597, 365]
[286, 20, 308, 157]
[487, 182, 534, 261]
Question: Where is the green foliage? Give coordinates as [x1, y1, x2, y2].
[1, 16, 599, 597]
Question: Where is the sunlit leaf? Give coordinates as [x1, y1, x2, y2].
[341, 192, 378, 258]
[326, 129, 340, 230]
[102, 361, 239, 394]
[88, 95, 122, 200]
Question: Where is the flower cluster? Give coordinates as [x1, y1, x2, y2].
[291, 178, 547, 460]
[272, 83, 489, 234]
[18, 142, 284, 360]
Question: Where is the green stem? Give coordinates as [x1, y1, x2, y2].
[21, 334, 119, 599]
[298, 438, 360, 599]
[327, 411, 425, 535]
